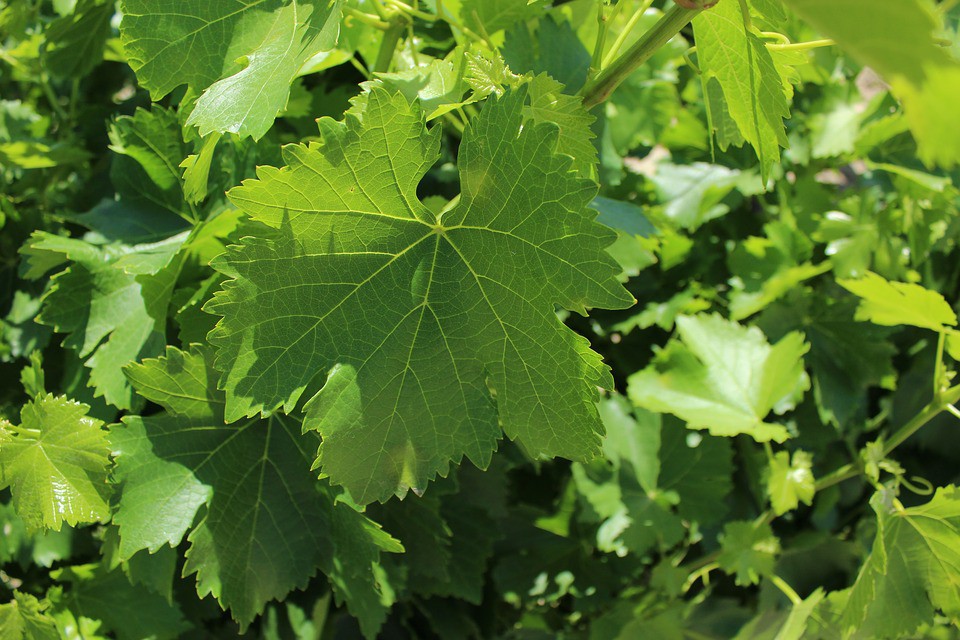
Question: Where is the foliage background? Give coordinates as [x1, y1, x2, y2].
[2, 0, 960, 638]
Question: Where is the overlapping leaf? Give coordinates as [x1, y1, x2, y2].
[0, 394, 111, 532]
[628, 314, 808, 443]
[842, 487, 960, 637]
[114, 346, 400, 635]
[838, 270, 957, 332]
[766, 450, 814, 515]
[694, 0, 790, 182]
[206, 84, 632, 503]
[781, 0, 960, 167]
[718, 520, 780, 586]
[120, 0, 342, 139]
[20, 232, 184, 409]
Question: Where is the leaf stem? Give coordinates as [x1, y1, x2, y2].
[601, 0, 655, 69]
[39, 70, 69, 123]
[766, 38, 835, 52]
[589, 0, 610, 80]
[769, 574, 802, 605]
[934, 330, 946, 401]
[814, 383, 960, 491]
[580, 5, 699, 109]
[344, 6, 392, 30]
[373, 16, 407, 73]
[393, 0, 489, 46]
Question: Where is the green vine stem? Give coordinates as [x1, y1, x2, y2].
[373, 15, 407, 73]
[601, 0, 655, 69]
[815, 382, 960, 491]
[580, 5, 700, 109]
[766, 38, 835, 52]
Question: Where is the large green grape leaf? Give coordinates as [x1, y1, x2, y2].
[628, 314, 808, 443]
[0, 394, 110, 532]
[841, 487, 960, 637]
[781, 0, 960, 168]
[114, 346, 401, 634]
[119, 0, 341, 140]
[694, 0, 790, 182]
[206, 84, 633, 504]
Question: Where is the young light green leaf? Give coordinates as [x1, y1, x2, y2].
[842, 487, 960, 638]
[524, 74, 597, 175]
[120, 0, 341, 140]
[838, 271, 957, 331]
[180, 133, 221, 205]
[115, 346, 400, 635]
[694, 0, 790, 182]
[377, 50, 471, 119]
[718, 520, 780, 586]
[0, 592, 59, 640]
[766, 450, 815, 515]
[628, 314, 809, 443]
[781, 0, 960, 168]
[206, 85, 632, 504]
[0, 394, 110, 532]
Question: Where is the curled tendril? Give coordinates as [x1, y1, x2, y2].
[900, 475, 935, 496]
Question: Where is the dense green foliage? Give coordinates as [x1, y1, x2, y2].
[2, 0, 960, 637]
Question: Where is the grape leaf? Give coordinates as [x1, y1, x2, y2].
[731, 588, 824, 640]
[628, 314, 809, 443]
[766, 450, 814, 515]
[838, 270, 957, 331]
[120, 0, 341, 140]
[599, 395, 660, 495]
[0, 592, 59, 640]
[206, 84, 632, 504]
[658, 421, 733, 525]
[574, 398, 685, 556]
[842, 487, 960, 637]
[453, 51, 597, 174]
[107, 107, 190, 220]
[0, 394, 110, 532]
[758, 292, 897, 428]
[461, 0, 545, 35]
[55, 565, 190, 640]
[41, 0, 112, 78]
[694, 0, 790, 182]
[114, 346, 401, 634]
[781, 0, 960, 168]
[718, 520, 780, 586]
[21, 232, 184, 409]
[503, 15, 591, 93]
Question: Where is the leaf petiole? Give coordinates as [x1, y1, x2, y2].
[766, 38, 835, 52]
[580, 5, 700, 109]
